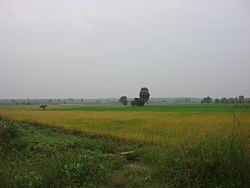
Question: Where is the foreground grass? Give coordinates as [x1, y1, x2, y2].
[0, 118, 146, 188]
[1, 117, 250, 187]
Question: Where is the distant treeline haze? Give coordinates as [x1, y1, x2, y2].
[202, 96, 250, 104]
[0, 96, 249, 105]
[0, 98, 202, 105]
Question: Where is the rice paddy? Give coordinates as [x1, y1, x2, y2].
[1, 104, 250, 187]
[1, 104, 249, 145]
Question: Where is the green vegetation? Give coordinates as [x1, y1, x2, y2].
[119, 96, 128, 106]
[0, 118, 135, 187]
[48, 104, 250, 112]
[0, 115, 249, 188]
[39, 104, 47, 110]
[131, 87, 151, 106]
[3, 104, 250, 145]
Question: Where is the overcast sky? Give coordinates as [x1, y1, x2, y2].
[1, 0, 250, 99]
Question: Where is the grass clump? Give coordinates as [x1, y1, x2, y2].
[147, 134, 250, 187]
[38, 153, 110, 188]
[14, 172, 43, 188]
[61, 155, 108, 187]
[0, 117, 19, 155]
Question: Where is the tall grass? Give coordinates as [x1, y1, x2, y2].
[0, 117, 18, 154]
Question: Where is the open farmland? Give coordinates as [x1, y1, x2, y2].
[0, 104, 250, 145]
[1, 104, 250, 187]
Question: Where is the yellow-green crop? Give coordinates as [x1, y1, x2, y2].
[0, 105, 249, 145]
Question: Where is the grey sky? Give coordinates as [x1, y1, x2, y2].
[1, 0, 250, 99]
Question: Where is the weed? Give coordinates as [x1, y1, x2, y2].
[14, 172, 43, 188]
[155, 134, 250, 187]
[0, 119, 18, 153]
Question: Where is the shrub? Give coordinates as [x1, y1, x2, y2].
[100, 154, 126, 170]
[0, 119, 18, 152]
[39, 153, 110, 187]
[14, 172, 43, 188]
[62, 154, 109, 187]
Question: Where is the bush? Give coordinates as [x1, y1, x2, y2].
[100, 154, 126, 170]
[0, 119, 18, 152]
[62, 154, 108, 187]
[39, 153, 110, 187]
[14, 172, 43, 188]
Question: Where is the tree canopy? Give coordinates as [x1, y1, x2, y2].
[139, 88, 150, 103]
[40, 104, 47, 110]
[131, 88, 150, 106]
[119, 96, 128, 105]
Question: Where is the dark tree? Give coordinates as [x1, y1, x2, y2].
[234, 97, 238, 104]
[131, 87, 150, 107]
[119, 96, 128, 105]
[40, 104, 47, 110]
[202, 96, 212, 104]
[220, 97, 227, 104]
[228, 98, 235, 104]
[139, 88, 150, 104]
[131, 100, 135, 107]
[239, 96, 244, 104]
[133, 98, 145, 106]
[214, 98, 220, 104]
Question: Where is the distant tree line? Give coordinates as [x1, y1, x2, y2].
[0, 98, 123, 105]
[201, 96, 250, 104]
[0, 97, 204, 105]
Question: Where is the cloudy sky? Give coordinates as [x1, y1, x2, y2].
[1, 0, 250, 99]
